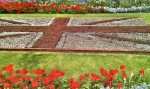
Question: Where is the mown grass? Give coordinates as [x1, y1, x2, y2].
[0, 51, 150, 82]
[0, 13, 150, 23]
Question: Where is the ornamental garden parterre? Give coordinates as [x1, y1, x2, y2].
[0, 0, 150, 89]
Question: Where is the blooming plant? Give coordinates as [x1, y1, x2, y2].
[0, 2, 104, 14]
[0, 64, 149, 89]
[0, 2, 149, 14]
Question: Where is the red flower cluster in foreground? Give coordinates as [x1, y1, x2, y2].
[1, 64, 65, 89]
[0, 64, 146, 89]
[0, 2, 105, 14]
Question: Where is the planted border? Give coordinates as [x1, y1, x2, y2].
[0, 2, 149, 14]
[0, 64, 149, 89]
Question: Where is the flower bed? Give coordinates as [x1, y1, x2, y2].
[0, 2, 149, 14]
[0, 64, 149, 89]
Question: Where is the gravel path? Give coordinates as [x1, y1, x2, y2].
[67, 18, 150, 26]
[0, 17, 55, 26]
[56, 32, 150, 51]
[0, 32, 43, 48]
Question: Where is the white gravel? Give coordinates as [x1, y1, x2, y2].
[67, 17, 150, 26]
[0, 32, 43, 48]
[0, 17, 55, 26]
[56, 32, 150, 51]
[104, 33, 150, 41]
[0, 32, 31, 36]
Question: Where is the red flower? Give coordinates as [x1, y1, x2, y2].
[71, 5, 75, 9]
[49, 3, 55, 9]
[49, 84, 55, 89]
[122, 70, 127, 78]
[3, 82, 10, 88]
[57, 8, 61, 13]
[21, 75, 31, 80]
[100, 68, 108, 76]
[42, 76, 52, 85]
[19, 69, 28, 75]
[90, 77, 95, 81]
[68, 78, 74, 83]
[49, 69, 64, 79]
[108, 73, 114, 81]
[14, 6, 18, 11]
[91, 73, 101, 81]
[117, 83, 123, 88]
[31, 80, 38, 87]
[114, 69, 118, 73]
[79, 75, 84, 80]
[8, 75, 20, 84]
[103, 79, 112, 88]
[20, 83, 26, 87]
[139, 70, 144, 75]
[36, 75, 41, 80]
[2, 64, 14, 72]
[61, 71, 65, 76]
[120, 64, 125, 69]
[122, 73, 127, 78]
[109, 69, 116, 74]
[69, 81, 80, 89]
[0, 78, 2, 83]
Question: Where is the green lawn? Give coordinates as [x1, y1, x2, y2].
[0, 13, 150, 23]
[0, 51, 150, 82]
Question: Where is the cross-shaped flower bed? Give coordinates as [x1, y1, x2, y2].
[0, 17, 150, 54]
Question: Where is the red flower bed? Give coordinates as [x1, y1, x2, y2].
[0, 64, 147, 89]
[0, 2, 105, 14]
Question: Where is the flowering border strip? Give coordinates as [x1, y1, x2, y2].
[0, 18, 150, 54]
[0, 2, 149, 14]
[0, 64, 148, 89]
